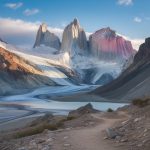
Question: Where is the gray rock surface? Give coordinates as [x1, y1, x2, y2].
[34, 23, 61, 50]
[61, 18, 88, 56]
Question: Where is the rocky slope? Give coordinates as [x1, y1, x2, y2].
[61, 18, 88, 56]
[89, 27, 135, 62]
[0, 46, 56, 95]
[107, 99, 150, 150]
[33, 23, 61, 50]
[93, 38, 150, 101]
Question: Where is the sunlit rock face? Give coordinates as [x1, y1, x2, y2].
[61, 18, 88, 56]
[89, 27, 135, 62]
[34, 23, 61, 50]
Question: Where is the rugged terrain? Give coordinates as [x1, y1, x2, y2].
[0, 101, 149, 150]
[93, 38, 150, 101]
[0, 47, 55, 95]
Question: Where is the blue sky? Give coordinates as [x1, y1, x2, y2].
[0, 0, 149, 49]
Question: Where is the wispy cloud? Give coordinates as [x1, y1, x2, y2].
[23, 9, 39, 16]
[117, 0, 133, 6]
[5, 2, 23, 9]
[0, 18, 63, 48]
[134, 17, 142, 23]
[0, 18, 144, 50]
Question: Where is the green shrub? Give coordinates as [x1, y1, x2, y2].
[132, 98, 150, 107]
[107, 108, 114, 112]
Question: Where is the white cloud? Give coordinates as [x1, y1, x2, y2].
[0, 18, 63, 48]
[145, 17, 150, 21]
[5, 2, 23, 9]
[118, 33, 144, 50]
[134, 17, 142, 23]
[0, 17, 144, 50]
[23, 9, 39, 16]
[117, 0, 133, 6]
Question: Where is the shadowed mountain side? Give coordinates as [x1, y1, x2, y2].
[0, 70, 57, 96]
[0, 47, 56, 95]
[92, 38, 150, 101]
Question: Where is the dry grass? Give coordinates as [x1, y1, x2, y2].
[14, 122, 63, 138]
[132, 98, 150, 107]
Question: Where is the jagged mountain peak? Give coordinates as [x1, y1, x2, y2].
[134, 37, 150, 64]
[89, 27, 135, 62]
[61, 18, 88, 55]
[33, 23, 61, 50]
[73, 18, 79, 26]
[93, 27, 116, 39]
[41, 23, 47, 33]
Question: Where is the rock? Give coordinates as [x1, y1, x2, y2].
[46, 138, 53, 142]
[103, 136, 108, 140]
[115, 136, 121, 140]
[89, 27, 135, 63]
[106, 128, 119, 139]
[134, 118, 141, 122]
[34, 23, 61, 50]
[17, 147, 28, 150]
[61, 18, 88, 56]
[37, 138, 46, 144]
[68, 103, 98, 117]
[64, 143, 71, 147]
[41, 145, 50, 150]
[120, 139, 128, 142]
[63, 136, 69, 140]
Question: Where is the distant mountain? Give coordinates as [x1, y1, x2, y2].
[61, 18, 88, 56]
[0, 19, 138, 96]
[93, 38, 150, 102]
[33, 23, 61, 50]
[89, 27, 135, 63]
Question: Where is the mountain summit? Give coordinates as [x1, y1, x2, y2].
[33, 23, 61, 50]
[89, 27, 135, 62]
[61, 18, 88, 56]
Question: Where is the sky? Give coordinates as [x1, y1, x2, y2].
[0, 0, 149, 49]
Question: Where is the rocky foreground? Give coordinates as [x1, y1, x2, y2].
[0, 101, 150, 150]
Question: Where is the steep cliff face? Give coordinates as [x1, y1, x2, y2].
[61, 18, 88, 56]
[89, 27, 135, 62]
[93, 38, 150, 101]
[34, 23, 61, 50]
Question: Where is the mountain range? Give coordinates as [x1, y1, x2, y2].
[93, 38, 150, 101]
[0, 18, 148, 100]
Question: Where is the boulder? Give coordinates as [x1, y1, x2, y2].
[68, 103, 99, 117]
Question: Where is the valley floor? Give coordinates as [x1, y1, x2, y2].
[0, 110, 128, 150]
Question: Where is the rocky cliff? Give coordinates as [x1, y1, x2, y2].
[33, 23, 61, 50]
[89, 27, 135, 62]
[92, 38, 150, 101]
[61, 18, 88, 56]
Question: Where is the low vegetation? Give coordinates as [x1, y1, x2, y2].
[14, 122, 64, 139]
[107, 108, 114, 112]
[14, 115, 77, 138]
[132, 98, 150, 107]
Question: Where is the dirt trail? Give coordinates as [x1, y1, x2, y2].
[52, 111, 128, 150]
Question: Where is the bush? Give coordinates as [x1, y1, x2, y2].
[14, 122, 64, 138]
[132, 98, 150, 107]
[67, 116, 76, 121]
[107, 108, 114, 112]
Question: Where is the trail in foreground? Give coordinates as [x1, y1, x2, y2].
[52, 112, 128, 150]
